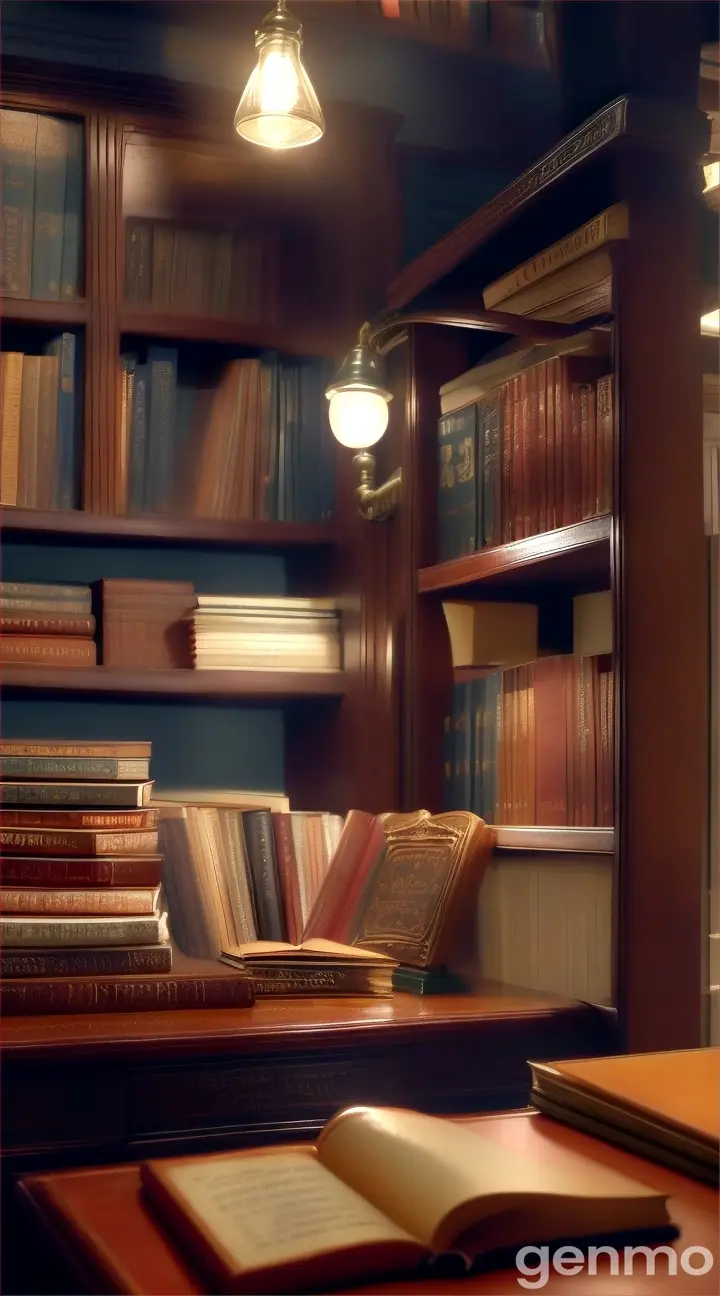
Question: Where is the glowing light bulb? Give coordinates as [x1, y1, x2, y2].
[328, 390, 390, 449]
[259, 47, 299, 115]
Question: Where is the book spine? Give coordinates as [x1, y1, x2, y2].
[0, 887, 159, 916]
[0, 352, 23, 505]
[128, 363, 148, 513]
[126, 222, 152, 305]
[0, 757, 148, 781]
[0, 740, 150, 758]
[535, 361, 548, 534]
[0, 856, 163, 888]
[454, 682, 473, 811]
[480, 392, 500, 548]
[45, 332, 77, 510]
[0, 827, 158, 855]
[146, 348, 177, 512]
[0, 808, 157, 828]
[271, 812, 304, 945]
[0, 637, 96, 666]
[60, 121, 83, 300]
[511, 375, 523, 540]
[0, 782, 151, 807]
[242, 810, 285, 942]
[596, 374, 614, 515]
[0, 580, 90, 601]
[252, 968, 390, 997]
[0, 110, 37, 298]
[31, 114, 67, 300]
[442, 703, 455, 812]
[0, 913, 168, 947]
[35, 354, 60, 510]
[0, 973, 254, 1015]
[437, 404, 478, 562]
[17, 353, 40, 508]
[0, 944, 173, 978]
[0, 613, 94, 636]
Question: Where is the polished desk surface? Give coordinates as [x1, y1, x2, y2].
[18, 1110, 719, 1295]
[0, 981, 600, 1063]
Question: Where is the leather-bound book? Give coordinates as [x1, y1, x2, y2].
[351, 810, 493, 969]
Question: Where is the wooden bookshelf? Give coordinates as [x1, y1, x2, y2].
[0, 666, 348, 701]
[120, 309, 340, 359]
[0, 508, 337, 550]
[0, 296, 88, 326]
[418, 517, 612, 596]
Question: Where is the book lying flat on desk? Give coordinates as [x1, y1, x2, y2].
[140, 1106, 672, 1295]
[530, 1048, 720, 1186]
[221, 938, 396, 997]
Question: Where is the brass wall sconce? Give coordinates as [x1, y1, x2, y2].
[325, 308, 596, 521]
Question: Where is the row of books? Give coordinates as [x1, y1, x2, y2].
[0, 110, 84, 301]
[189, 596, 342, 672]
[437, 355, 613, 562]
[444, 654, 614, 827]
[118, 350, 335, 522]
[0, 581, 343, 673]
[125, 219, 281, 323]
[0, 337, 80, 511]
[0, 740, 170, 990]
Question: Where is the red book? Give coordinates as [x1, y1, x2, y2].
[0, 855, 163, 888]
[534, 658, 569, 825]
[271, 813, 303, 945]
[302, 810, 380, 942]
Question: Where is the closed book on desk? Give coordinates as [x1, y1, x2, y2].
[530, 1048, 720, 1185]
[136, 1106, 671, 1295]
[222, 937, 395, 998]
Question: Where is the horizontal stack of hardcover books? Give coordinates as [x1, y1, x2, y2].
[0, 581, 96, 668]
[0, 334, 80, 511]
[444, 655, 614, 827]
[188, 596, 342, 671]
[0, 739, 171, 1000]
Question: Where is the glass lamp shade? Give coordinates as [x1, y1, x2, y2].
[328, 389, 390, 449]
[235, 23, 324, 151]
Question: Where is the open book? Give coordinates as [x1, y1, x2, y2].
[141, 1106, 672, 1295]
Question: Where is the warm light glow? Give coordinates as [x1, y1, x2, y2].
[328, 390, 390, 449]
[701, 309, 720, 336]
[234, 5, 324, 151]
[704, 161, 720, 193]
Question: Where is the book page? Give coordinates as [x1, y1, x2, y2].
[318, 1107, 664, 1252]
[236, 938, 394, 962]
[157, 1151, 417, 1273]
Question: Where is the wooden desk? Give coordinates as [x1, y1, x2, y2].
[16, 1111, 719, 1295]
[1, 987, 613, 1293]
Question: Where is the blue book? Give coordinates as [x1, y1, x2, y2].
[31, 115, 68, 301]
[60, 121, 83, 301]
[482, 671, 502, 823]
[471, 677, 486, 818]
[1, 109, 37, 298]
[319, 358, 336, 522]
[128, 362, 148, 514]
[437, 404, 479, 562]
[454, 681, 473, 812]
[145, 348, 177, 512]
[45, 332, 78, 510]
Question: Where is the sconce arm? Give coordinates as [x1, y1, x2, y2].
[353, 452, 402, 522]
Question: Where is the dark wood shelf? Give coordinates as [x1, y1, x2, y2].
[1, 297, 88, 327]
[0, 667, 348, 701]
[120, 309, 339, 358]
[493, 826, 615, 853]
[418, 516, 612, 596]
[0, 507, 337, 550]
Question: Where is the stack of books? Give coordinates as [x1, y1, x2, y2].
[188, 596, 341, 671]
[117, 350, 335, 522]
[95, 578, 195, 668]
[0, 741, 168, 985]
[125, 219, 281, 323]
[0, 110, 84, 302]
[0, 581, 96, 668]
[444, 654, 614, 827]
[0, 335, 80, 511]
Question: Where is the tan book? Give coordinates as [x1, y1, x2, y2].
[483, 202, 629, 308]
[17, 353, 41, 508]
[0, 884, 161, 916]
[0, 351, 23, 505]
[530, 1048, 720, 1185]
[140, 1104, 671, 1295]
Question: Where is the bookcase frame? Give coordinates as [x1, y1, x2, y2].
[377, 94, 712, 1054]
[0, 57, 403, 818]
